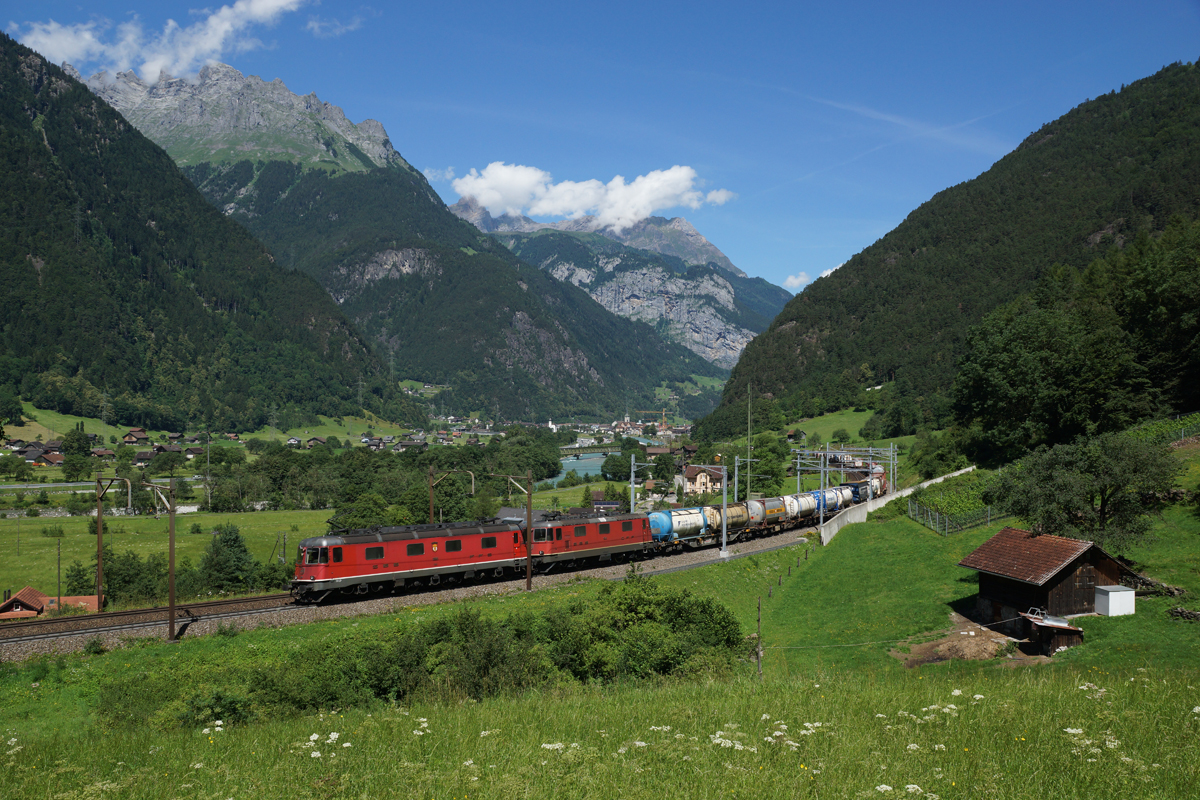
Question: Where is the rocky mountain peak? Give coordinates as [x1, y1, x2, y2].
[448, 196, 746, 277]
[76, 61, 412, 174]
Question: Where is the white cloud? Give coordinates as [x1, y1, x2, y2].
[784, 272, 810, 290]
[706, 188, 737, 205]
[305, 15, 364, 38]
[422, 167, 456, 182]
[11, 0, 307, 81]
[451, 162, 734, 232]
[820, 262, 845, 279]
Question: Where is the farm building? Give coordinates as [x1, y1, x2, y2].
[958, 526, 1135, 639]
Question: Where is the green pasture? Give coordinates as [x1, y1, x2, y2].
[0, 509, 332, 597]
[1, 450, 1198, 798]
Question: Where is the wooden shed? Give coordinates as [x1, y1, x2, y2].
[958, 527, 1133, 638]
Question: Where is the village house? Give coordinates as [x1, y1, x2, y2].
[684, 465, 724, 495]
[0, 587, 100, 620]
[305, 436, 327, 449]
[123, 427, 150, 445]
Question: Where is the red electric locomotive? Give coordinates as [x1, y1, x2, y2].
[292, 512, 654, 602]
[292, 519, 525, 602]
[524, 512, 652, 568]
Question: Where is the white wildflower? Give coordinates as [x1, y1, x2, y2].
[215, 720, 223, 726]
[327, 732, 339, 741]
[342, 742, 351, 748]
[480, 730, 498, 737]
[649, 726, 671, 732]
[202, 728, 210, 734]
[463, 759, 474, 767]
[617, 747, 627, 754]
[6, 738, 15, 746]
[876, 714, 887, 718]
[1064, 728, 1083, 735]
[933, 744, 946, 751]
[413, 730, 425, 736]
[876, 786, 893, 793]
[1193, 707, 1200, 714]
[192, 763, 203, 769]
[634, 741, 647, 747]
[761, 713, 770, 721]
[907, 743, 919, 751]
[906, 786, 922, 794]
[951, 689, 962, 696]
[311, 751, 321, 758]
[541, 743, 564, 751]
[973, 695, 984, 700]
[310, 734, 320, 742]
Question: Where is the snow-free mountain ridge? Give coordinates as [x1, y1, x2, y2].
[72, 61, 411, 174]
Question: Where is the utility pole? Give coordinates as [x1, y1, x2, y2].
[629, 453, 654, 514]
[489, 470, 534, 590]
[95, 472, 104, 611]
[142, 478, 177, 640]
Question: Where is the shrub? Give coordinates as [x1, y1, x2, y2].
[83, 636, 106, 656]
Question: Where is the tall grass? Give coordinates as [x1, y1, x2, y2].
[2, 669, 1195, 799]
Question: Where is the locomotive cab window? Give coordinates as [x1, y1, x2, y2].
[304, 547, 329, 565]
[622, 520, 633, 532]
[365, 546, 384, 560]
[445, 540, 462, 552]
[533, 528, 548, 543]
[599, 523, 610, 535]
[332, 547, 343, 563]
[555, 528, 562, 540]
[482, 536, 497, 549]
[406, 543, 424, 557]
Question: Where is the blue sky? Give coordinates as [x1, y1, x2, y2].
[10, 1, 1200, 291]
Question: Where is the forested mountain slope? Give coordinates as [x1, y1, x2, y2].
[0, 34, 424, 431]
[183, 161, 724, 420]
[697, 60, 1200, 439]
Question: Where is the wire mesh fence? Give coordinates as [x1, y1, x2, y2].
[907, 497, 1012, 536]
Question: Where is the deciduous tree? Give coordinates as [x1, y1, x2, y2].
[987, 432, 1181, 552]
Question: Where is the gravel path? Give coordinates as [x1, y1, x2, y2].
[0, 524, 817, 663]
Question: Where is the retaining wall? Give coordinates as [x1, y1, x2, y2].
[819, 466, 976, 545]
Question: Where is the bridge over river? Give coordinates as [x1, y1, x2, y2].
[559, 445, 624, 456]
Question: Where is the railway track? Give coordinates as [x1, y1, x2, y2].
[0, 522, 821, 657]
[0, 593, 294, 644]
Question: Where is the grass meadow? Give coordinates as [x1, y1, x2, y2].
[0, 510, 332, 600]
[1, 442, 1197, 798]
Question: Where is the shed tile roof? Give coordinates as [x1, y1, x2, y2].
[958, 527, 1093, 586]
[0, 586, 49, 615]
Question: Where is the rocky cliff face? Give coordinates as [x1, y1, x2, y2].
[449, 196, 745, 277]
[73, 61, 411, 173]
[557, 263, 756, 369]
[495, 228, 777, 369]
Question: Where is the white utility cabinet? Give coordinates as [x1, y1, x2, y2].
[1095, 585, 1135, 616]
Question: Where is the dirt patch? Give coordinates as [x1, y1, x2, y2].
[891, 611, 1046, 667]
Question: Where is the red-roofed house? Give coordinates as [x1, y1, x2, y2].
[958, 527, 1134, 637]
[0, 587, 100, 619]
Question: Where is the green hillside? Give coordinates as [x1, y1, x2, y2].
[0, 34, 425, 432]
[183, 161, 725, 421]
[698, 60, 1200, 440]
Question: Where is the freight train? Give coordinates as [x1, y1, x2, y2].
[292, 470, 887, 602]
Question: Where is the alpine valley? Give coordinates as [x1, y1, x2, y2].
[0, 33, 426, 432]
[78, 61, 792, 421]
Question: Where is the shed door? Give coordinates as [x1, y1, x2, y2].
[1072, 564, 1097, 613]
